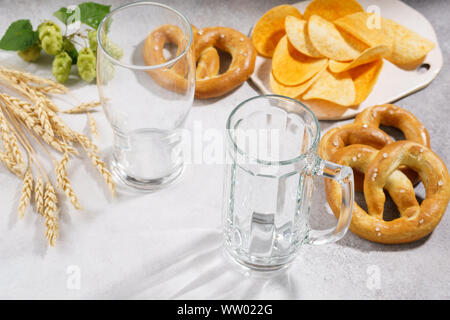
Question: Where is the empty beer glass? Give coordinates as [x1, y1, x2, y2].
[97, 2, 195, 190]
[223, 95, 354, 270]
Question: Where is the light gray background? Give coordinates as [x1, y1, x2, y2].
[0, 0, 449, 299]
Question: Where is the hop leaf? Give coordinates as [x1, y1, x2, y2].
[54, 2, 111, 30]
[0, 19, 38, 51]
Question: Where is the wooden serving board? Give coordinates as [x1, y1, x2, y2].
[249, 0, 443, 120]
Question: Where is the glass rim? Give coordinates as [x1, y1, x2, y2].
[97, 1, 193, 71]
[226, 94, 321, 166]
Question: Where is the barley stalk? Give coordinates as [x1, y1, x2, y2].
[18, 168, 33, 219]
[56, 152, 82, 210]
[44, 182, 59, 247]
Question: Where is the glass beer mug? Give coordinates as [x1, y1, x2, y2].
[222, 95, 354, 270]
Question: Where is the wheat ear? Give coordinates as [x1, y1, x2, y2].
[87, 112, 98, 139]
[56, 151, 82, 210]
[0, 106, 24, 166]
[44, 182, 59, 246]
[0, 84, 75, 155]
[76, 134, 116, 196]
[0, 66, 67, 94]
[63, 101, 101, 114]
[34, 98, 54, 137]
[35, 175, 45, 216]
[1, 94, 76, 154]
[18, 168, 33, 219]
[0, 151, 25, 178]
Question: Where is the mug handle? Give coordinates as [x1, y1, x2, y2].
[306, 156, 354, 245]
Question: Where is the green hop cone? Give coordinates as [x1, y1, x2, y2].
[98, 57, 115, 84]
[52, 51, 72, 83]
[63, 37, 78, 64]
[18, 43, 41, 62]
[104, 37, 123, 60]
[38, 21, 63, 55]
[77, 47, 96, 83]
[88, 30, 98, 55]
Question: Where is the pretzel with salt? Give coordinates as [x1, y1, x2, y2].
[142, 25, 256, 99]
[325, 141, 449, 244]
[319, 123, 394, 190]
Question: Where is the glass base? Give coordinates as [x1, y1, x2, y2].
[224, 245, 295, 272]
[111, 159, 184, 191]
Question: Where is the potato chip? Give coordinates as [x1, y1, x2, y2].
[252, 5, 303, 57]
[285, 16, 324, 58]
[303, 0, 364, 21]
[329, 45, 389, 73]
[272, 35, 328, 86]
[349, 59, 383, 105]
[384, 19, 435, 68]
[334, 12, 394, 53]
[302, 68, 355, 106]
[270, 64, 327, 98]
[308, 15, 366, 61]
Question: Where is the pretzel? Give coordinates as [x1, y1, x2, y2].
[319, 123, 394, 161]
[354, 104, 430, 147]
[193, 27, 256, 98]
[326, 141, 450, 244]
[142, 24, 191, 93]
[143, 25, 256, 99]
[319, 123, 394, 190]
[355, 104, 430, 185]
[196, 46, 220, 79]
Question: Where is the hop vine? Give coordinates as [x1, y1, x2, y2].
[0, 2, 120, 84]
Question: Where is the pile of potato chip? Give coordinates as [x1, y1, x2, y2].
[252, 0, 435, 107]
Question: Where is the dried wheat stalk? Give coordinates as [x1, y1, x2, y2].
[0, 66, 67, 94]
[18, 168, 33, 219]
[0, 107, 24, 166]
[35, 175, 45, 216]
[1, 94, 74, 154]
[0, 65, 115, 246]
[56, 151, 82, 210]
[44, 182, 58, 247]
[0, 151, 25, 178]
[87, 112, 98, 139]
[63, 101, 101, 114]
[76, 133, 116, 196]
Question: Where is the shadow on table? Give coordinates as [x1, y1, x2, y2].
[102, 230, 300, 299]
[335, 231, 431, 253]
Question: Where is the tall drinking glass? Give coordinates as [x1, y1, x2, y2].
[97, 2, 195, 190]
[223, 95, 354, 270]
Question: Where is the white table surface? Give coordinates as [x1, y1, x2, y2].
[0, 0, 449, 299]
